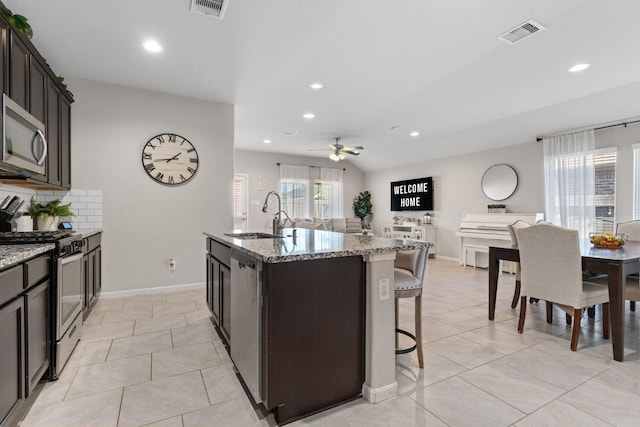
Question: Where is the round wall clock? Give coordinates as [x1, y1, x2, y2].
[142, 133, 199, 185]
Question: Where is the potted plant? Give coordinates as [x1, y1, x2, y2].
[28, 198, 74, 231]
[353, 191, 373, 228]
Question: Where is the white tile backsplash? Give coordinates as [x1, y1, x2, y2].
[0, 185, 103, 231]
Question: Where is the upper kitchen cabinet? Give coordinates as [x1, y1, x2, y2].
[0, 10, 73, 190]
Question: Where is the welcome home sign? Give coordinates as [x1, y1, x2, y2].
[390, 177, 433, 211]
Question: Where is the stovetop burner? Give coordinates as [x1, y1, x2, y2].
[0, 230, 74, 244]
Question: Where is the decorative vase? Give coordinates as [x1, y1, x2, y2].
[37, 215, 59, 231]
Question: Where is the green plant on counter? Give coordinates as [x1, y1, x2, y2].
[0, 5, 33, 39]
[28, 198, 74, 220]
[353, 191, 372, 220]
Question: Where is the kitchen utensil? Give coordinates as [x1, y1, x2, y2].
[0, 195, 11, 210]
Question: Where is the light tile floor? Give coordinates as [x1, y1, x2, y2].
[17, 259, 640, 427]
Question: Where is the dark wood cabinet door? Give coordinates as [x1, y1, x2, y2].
[0, 297, 25, 426]
[8, 31, 29, 109]
[59, 97, 71, 189]
[25, 280, 50, 397]
[263, 256, 365, 424]
[46, 81, 61, 186]
[28, 58, 46, 122]
[87, 251, 95, 306]
[83, 253, 90, 313]
[93, 247, 101, 297]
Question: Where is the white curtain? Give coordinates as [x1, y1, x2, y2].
[543, 129, 595, 238]
[279, 164, 310, 219]
[633, 143, 640, 220]
[319, 167, 344, 217]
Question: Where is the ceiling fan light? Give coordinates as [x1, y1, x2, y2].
[339, 153, 346, 160]
[329, 153, 340, 161]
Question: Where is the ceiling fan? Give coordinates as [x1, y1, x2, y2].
[311, 137, 365, 162]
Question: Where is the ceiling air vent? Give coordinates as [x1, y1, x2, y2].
[190, 0, 229, 20]
[498, 20, 545, 44]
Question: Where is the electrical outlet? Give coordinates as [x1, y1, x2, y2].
[379, 278, 390, 300]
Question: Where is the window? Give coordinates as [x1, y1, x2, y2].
[593, 148, 616, 234]
[633, 144, 640, 220]
[279, 164, 343, 219]
[280, 164, 310, 219]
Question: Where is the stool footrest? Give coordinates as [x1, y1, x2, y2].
[395, 328, 417, 355]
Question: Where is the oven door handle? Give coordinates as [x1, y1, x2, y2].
[59, 252, 83, 265]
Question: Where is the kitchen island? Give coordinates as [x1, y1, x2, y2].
[204, 228, 424, 424]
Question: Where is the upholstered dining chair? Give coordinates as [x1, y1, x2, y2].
[616, 220, 640, 311]
[394, 245, 430, 368]
[507, 220, 532, 309]
[516, 223, 610, 351]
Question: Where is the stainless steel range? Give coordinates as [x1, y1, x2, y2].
[0, 230, 84, 379]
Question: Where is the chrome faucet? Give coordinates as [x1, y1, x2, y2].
[262, 191, 292, 234]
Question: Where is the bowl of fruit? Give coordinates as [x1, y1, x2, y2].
[589, 233, 627, 248]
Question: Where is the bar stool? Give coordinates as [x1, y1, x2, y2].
[394, 245, 430, 368]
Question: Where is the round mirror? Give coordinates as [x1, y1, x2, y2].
[481, 164, 518, 201]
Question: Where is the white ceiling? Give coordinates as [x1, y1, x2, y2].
[6, 0, 640, 172]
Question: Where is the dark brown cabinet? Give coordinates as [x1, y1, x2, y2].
[261, 256, 365, 424]
[8, 31, 28, 109]
[206, 238, 231, 343]
[83, 233, 102, 317]
[25, 280, 50, 397]
[0, 251, 52, 426]
[59, 97, 71, 189]
[0, 15, 73, 190]
[45, 81, 60, 186]
[0, 297, 24, 427]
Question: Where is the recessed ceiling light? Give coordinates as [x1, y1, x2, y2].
[303, 113, 315, 119]
[568, 63, 590, 72]
[263, 139, 271, 144]
[143, 39, 163, 53]
[310, 82, 324, 90]
[410, 131, 420, 137]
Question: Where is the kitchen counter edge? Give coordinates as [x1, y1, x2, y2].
[0, 243, 56, 270]
[204, 229, 426, 263]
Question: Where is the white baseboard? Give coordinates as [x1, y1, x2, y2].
[100, 282, 205, 299]
[362, 381, 398, 404]
[435, 255, 459, 263]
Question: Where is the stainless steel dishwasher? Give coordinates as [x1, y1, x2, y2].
[230, 249, 263, 403]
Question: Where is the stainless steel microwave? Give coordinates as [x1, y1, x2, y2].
[1, 93, 47, 176]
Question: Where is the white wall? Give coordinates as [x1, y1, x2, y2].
[69, 78, 234, 293]
[366, 123, 640, 260]
[234, 150, 365, 231]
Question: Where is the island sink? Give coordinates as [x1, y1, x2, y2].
[224, 232, 281, 240]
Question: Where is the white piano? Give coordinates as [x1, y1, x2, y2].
[455, 212, 544, 268]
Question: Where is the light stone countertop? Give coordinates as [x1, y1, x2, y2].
[204, 228, 426, 263]
[80, 229, 103, 238]
[0, 243, 55, 270]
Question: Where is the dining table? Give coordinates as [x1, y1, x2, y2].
[488, 240, 640, 362]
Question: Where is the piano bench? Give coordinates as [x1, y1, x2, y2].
[463, 245, 489, 269]
[463, 245, 515, 273]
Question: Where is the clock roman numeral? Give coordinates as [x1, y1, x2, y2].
[168, 134, 177, 142]
[144, 163, 155, 172]
[142, 153, 152, 160]
[168, 175, 175, 184]
[180, 174, 187, 182]
[155, 135, 165, 144]
[187, 167, 196, 175]
[155, 172, 164, 181]
[187, 148, 195, 153]
[146, 143, 156, 150]
[190, 158, 198, 163]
